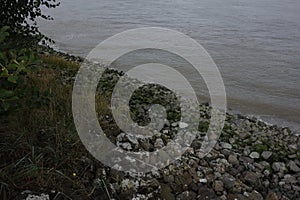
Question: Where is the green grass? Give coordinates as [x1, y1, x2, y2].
[0, 55, 111, 199]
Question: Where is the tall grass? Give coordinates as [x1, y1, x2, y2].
[0, 55, 111, 199]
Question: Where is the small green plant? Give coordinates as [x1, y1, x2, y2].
[0, 26, 40, 113]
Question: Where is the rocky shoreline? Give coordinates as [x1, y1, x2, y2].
[26, 46, 300, 200]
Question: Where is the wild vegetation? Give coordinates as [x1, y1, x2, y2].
[1, 1, 299, 200]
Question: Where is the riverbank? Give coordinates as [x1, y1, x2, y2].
[1, 47, 299, 199]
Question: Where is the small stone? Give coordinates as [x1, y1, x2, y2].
[26, 193, 50, 200]
[154, 138, 164, 149]
[127, 134, 139, 145]
[179, 122, 188, 128]
[266, 192, 279, 200]
[242, 171, 260, 188]
[239, 156, 254, 164]
[228, 154, 239, 165]
[221, 142, 232, 149]
[176, 191, 196, 200]
[272, 162, 286, 172]
[283, 174, 297, 184]
[221, 176, 235, 190]
[243, 146, 251, 156]
[118, 142, 132, 150]
[228, 194, 248, 200]
[263, 169, 271, 177]
[199, 178, 207, 184]
[287, 160, 300, 173]
[288, 144, 298, 152]
[261, 151, 272, 160]
[160, 183, 175, 200]
[198, 187, 216, 199]
[249, 152, 260, 159]
[248, 190, 263, 200]
[213, 180, 224, 193]
[243, 191, 249, 197]
[163, 174, 175, 183]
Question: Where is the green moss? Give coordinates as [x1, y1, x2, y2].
[198, 121, 209, 132]
[252, 144, 268, 153]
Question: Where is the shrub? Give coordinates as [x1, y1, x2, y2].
[0, 26, 40, 114]
[0, 0, 60, 42]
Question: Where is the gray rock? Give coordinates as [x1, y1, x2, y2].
[287, 160, 300, 173]
[26, 194, 50, 200]
[283, 174, 297, 184]
[179, 122, 188, 129]
[118, 142, 132, 150]
[197, 187, 216, 199]
[242, 171, 260, 188]
[163, 174, 175, 183]
[249, 152, 260, 159]
[127, 134, 139, 145]
[239, 156, 254, 164]
[160, 183, 175, 200]
[248, 190, 263, 200]
[221, 142, 232, 149]
[228, 154, 239, 165]
[261, 151, 273, 160]
[272, 162, 286, 172]
[199, 178, 207, 184]
[228, 194, 248, 200]
[176, 191, 196, 200]
[221, 176, 235, 190]
[154, 138, 164, 149]
[213, 180, 224, 193]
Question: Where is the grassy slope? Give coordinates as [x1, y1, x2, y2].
[0, 55, 110, 199]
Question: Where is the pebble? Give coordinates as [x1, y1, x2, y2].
[249, 152, 260, 159]
[272, 162, 286, 172]
[221, 142, 232, 150]
[213, 180, 224, 193]
[228, 154, 239, 165]
[261, 151, 272, 160]
[287, 160, 300, 173]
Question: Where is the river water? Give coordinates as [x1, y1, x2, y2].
[38, 0, 300, 132]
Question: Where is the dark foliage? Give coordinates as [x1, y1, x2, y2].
[0, 0, 60, 41]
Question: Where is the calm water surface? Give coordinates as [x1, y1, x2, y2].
[39, 0, 300, 132]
